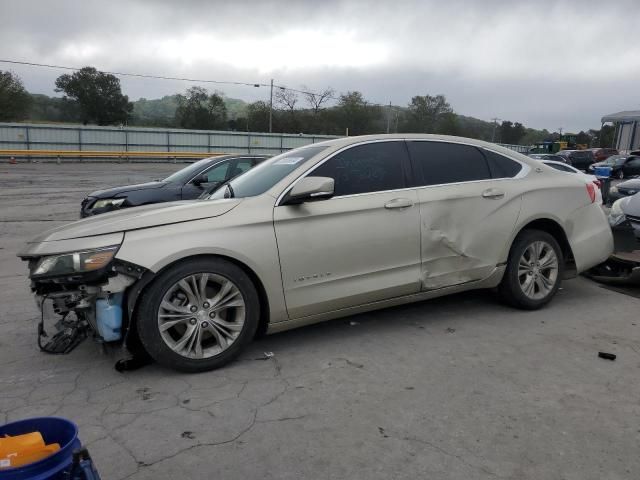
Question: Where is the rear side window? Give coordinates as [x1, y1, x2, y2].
[407, 141, 490, 186]
[484, 150, 523, 178]
[312, 141, 407, 196]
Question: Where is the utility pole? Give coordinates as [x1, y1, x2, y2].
[491, 117, 500, 142]
[558, 127, 563, 137]
[386, 102, 392, 134]
[269, 79, 274, 134]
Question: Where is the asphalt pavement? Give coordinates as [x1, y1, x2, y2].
[0, 162, 638, 480]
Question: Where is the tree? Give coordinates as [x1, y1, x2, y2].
[575, 130, 594, 147]
[0, 71, 32, 121]
[246, 101, 270, 132]
[274, 88, 300, 132]
[55, 67, 132, 125]
[275, 88, 298, 112]
[435, 112, 460, 136]
[303, 86, 335, 114]
[335, 91, 380, 135]
[598, 125, 615, 148]
[174, 87, 227, 130]
[404, 95, 453, 133]
[498, 120, 526, 144]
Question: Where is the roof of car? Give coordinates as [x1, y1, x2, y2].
[311, 133, 532, 162]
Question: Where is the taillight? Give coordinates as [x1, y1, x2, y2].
[586, 183, 596, 203]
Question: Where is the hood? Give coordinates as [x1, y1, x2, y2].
[29, 198, 242, 242]
[616, 178, 640, 191]
[621, 191, 640, 216]
[89, 181, 168, 198]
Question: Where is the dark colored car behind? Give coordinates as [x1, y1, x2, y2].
[81, 154, 267, 217]
[556, 150, 596, 171]
[608, 178, 640, 204]
[589, 155, 640, 180]
[590, 148, 618, 162]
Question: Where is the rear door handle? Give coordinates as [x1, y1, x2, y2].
[482, 188, 505, 199]
[384, 198, 413, 209]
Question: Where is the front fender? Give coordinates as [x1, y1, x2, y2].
[114, 207, 288, 324]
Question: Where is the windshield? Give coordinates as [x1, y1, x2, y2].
[163, 158, 216, 183]
[209, 145, 329, 199]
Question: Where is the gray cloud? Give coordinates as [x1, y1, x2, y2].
[1, 0, 637, 131]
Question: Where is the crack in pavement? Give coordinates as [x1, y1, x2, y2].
[403, 435, 505, 479]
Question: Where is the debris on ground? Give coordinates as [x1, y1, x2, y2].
[114, 354, 153, 372]
[181, 431, 195, 440]
[254, 351, 275, 361]
[598, 352, 617, 361]
[585, 252, 640, 286]
[446, 327, 456, 333]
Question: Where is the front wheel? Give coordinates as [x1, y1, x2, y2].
[137, 258, 260, 372]
[498, 230, 564, 310]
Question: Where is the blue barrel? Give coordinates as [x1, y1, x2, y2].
[0, 417, 81, 480]
[594, 166, 612, 178]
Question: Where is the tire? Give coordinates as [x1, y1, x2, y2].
[137, 257, 260, 372]
[498, 229, 564, 310]
[617, 170, 624, 180]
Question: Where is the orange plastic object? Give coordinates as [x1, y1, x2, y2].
[0, 432, 61, 469]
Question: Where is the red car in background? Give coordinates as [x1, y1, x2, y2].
[590, 148, 619, 162]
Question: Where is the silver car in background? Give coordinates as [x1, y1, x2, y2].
[19, 134, 613, 372]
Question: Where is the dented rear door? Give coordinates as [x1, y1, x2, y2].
[406, 141, 522, 290]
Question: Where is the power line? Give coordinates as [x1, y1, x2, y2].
[0, 57, 399, 132]
[0, 59, 269, 88]
[0, 58, 390, 108]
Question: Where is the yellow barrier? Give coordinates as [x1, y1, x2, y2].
[0, 149, 225, 159]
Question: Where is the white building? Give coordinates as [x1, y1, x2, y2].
[601, 111, 640, 153]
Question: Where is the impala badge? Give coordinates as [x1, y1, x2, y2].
[294, 272, 332, 282]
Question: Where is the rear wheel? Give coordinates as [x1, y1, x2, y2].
[137, 258, 259, 372]
[498, 230, 564, 310]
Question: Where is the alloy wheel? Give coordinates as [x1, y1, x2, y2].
[517, 241, 559, 300]
[157, 273, 246, 359]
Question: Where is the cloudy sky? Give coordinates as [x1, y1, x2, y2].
[1, 0, 638, 131]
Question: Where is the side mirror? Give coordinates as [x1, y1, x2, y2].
[284, 176, 334, 205]
[192, 173, 209, 187]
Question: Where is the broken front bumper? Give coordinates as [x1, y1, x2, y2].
[23, 257, 148, 351]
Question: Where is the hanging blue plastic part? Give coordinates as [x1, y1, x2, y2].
[95, 293, 123, 342]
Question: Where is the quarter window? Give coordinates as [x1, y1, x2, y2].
[407, 141, 491, 186]
[484, 150, 523, 178]
[311, 142, 407, 196]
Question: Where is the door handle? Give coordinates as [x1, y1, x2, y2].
[481, 188, 505, 200]
[384, 198, 413, 209]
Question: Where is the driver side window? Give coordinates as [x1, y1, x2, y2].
[311, 142, 407, 196]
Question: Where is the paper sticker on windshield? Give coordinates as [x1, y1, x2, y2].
[274, 156, 305, 165]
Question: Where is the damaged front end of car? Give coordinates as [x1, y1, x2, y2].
[19, 244, 148, 354]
